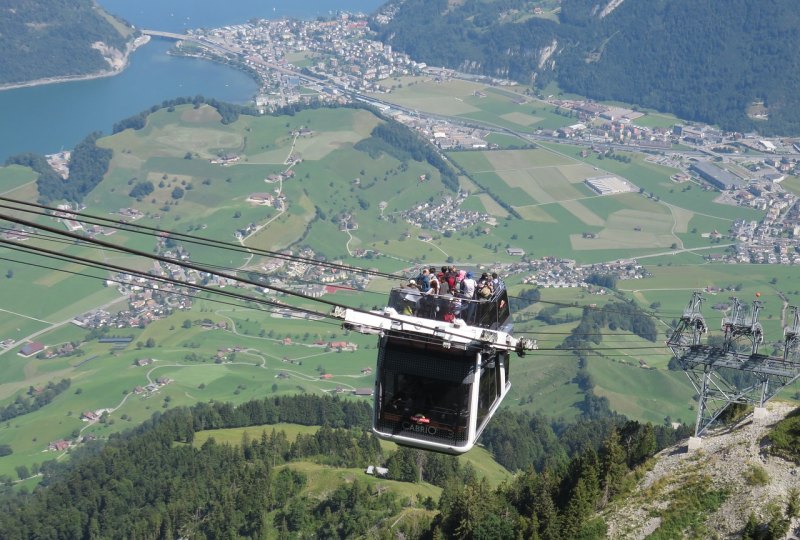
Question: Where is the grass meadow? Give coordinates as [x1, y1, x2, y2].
[1, 93, 797, 483]
[192, 422, 511, 487]
[371, 78, 572, 133]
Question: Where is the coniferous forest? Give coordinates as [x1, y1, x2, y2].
[374, 0, 800, 134]
[5, 132, 112, 204]
[0, 0, 130, 85]
[0, 394, 691, 538]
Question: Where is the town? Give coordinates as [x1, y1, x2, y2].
[158, 13, 800, 267]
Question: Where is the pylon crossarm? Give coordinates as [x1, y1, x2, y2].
[670, 294, 800, 439]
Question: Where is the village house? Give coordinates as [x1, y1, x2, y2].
[48, 440, 70, 452]
[18, 342, 45, 357]
[247, 193, 274, 206]
[329, 341, 358, 352]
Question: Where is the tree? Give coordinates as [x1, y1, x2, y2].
[171, 187, 185, 200]
[145, 337, 156, 348]
[15, 465, 29, 480]
[599, 429, 627, 506]
[129, 181, 154, 199]
[182, 319, 192, 329]
[5, 269, 12, 279]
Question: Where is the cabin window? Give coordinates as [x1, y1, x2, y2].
[375, 337, 475, 444]
[476, 355, 499, 429]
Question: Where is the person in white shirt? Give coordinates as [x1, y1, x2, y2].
[460, 271, 476, 298]
[460, 271, 477, 322]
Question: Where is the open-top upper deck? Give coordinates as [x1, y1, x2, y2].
[386, 281, 511, 332]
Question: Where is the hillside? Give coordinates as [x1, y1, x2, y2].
[604, 402, 800, 539]
[0, 0, 134, 87]
[373, 0, 800, 134]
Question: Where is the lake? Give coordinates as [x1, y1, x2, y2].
[0, 0, 384, 161]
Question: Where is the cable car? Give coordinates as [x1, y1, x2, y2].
[335, 279, 536, 454]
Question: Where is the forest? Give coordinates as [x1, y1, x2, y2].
[112, 96, 261, 134]
[355, 119, 460, 192]
[374, 0, 800, 134]
[0, 391, 692, 538]
[0, 0, 130, 85]
[6, 132, 112, 204]
[0, 379, 70, 423]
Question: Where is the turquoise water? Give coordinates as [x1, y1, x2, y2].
[102, 0, 383, 32]
[0, 0, 383, 161]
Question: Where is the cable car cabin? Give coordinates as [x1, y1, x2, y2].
[374, 330, 509, 454]
[335, 282, 535, 455]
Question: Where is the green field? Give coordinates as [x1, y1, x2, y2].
[372, 78, 573, 132]
[444, 140, 766, 262]
[0, 165, 36, 194]
[193, 422, 511, 487]
[1, 92, 796, 484]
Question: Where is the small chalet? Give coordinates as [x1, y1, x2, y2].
[81, 411, 99, 422]
[48, 440, 70, 451]
[135, 358, 153, 367]
[247, 193, 274, 205]
[365, 466, 388, 477]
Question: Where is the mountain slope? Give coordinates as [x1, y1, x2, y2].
[373, 0, 800, 134]
[604, 402, 800, 538]
[0, 0, 133, 86]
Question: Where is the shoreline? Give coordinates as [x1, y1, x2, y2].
[0, 35, 150, 93]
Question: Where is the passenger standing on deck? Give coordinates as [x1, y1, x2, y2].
[491, 272, 500, 290]
[445, 266, 458, 294]
[421, 267, 440, 318]
[477, 273, 493, 299]
[427, 267, 440, 296]
[456, 269, 466, 293]
[416, 268, 431, 293]
[401, 280, 421, 315]
[460, 271, 477, 322]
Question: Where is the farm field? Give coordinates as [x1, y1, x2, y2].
[371, 78, 573, 132]
[782, 175, 800, 196]
[450, 133, 777, 263]
[2, 93, 798, 487]
[448, 145, 729, 261]
[0, 165, 36, 194]
[586, 356, 694, 425]
[0, 302, 385, 478]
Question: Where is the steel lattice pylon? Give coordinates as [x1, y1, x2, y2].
[667, 292, 800, 437]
